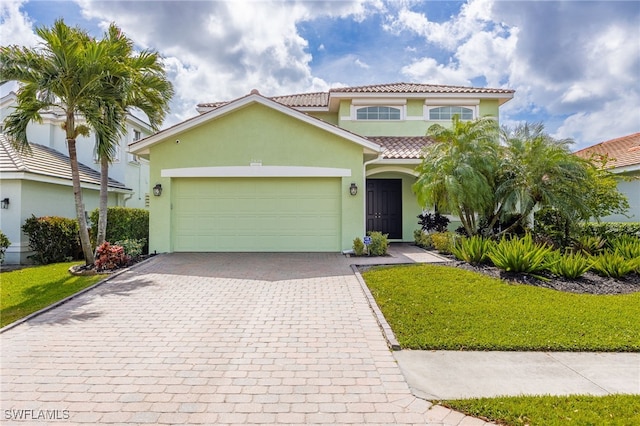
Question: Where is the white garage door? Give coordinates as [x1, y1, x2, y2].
[172, 177, 341, 252]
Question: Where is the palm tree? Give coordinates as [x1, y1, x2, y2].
[1, 20, 124, 264]
[413, 115, 500, 236]
[496, 123, 592, 234]
[94, 25, 173, 248]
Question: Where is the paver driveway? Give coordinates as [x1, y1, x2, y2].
[1, 253, 488, 425]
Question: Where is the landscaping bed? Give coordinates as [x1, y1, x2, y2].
[449, 259, 640, 295]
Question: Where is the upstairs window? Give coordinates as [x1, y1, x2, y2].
[133, 130, 141, 141]
[356, 106, 402, 120]
[429, 106, 474, 120]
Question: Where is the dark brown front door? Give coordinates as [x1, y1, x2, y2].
[366, 179, 402, 239]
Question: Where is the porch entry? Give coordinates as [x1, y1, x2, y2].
[366, 179, 402, 239]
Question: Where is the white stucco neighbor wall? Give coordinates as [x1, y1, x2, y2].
[602, 176, 640, 222]
[0, 179, 118, 264]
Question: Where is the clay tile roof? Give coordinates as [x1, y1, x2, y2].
[0, 134, 129, 190]
[574, 132, 640, 169]
[197, 82, 514, 110]
[330, 82, 515, 95]
[272, 92, 329, 108]
[367, 136, 433, 159]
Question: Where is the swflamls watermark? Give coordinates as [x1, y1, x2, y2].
[4, 409, 70, 421]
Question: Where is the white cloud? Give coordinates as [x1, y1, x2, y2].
[354, 58, 370, 69]
[392, 0, 640, 146]
[402, 57, 469, 86]
[0, 0, 39, 46]
[74, 0, 381, 122]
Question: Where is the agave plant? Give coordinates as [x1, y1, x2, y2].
[451, 235, 495, 265]
[590, 251, 639, 279]
[545, 250, 592, 280]
[488, 234, 553, 278]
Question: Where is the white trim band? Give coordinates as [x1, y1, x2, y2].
[161, 166, 352, 178]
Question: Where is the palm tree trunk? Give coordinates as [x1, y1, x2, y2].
[67, 138, 95, 264]
[96, 156, 109, 248]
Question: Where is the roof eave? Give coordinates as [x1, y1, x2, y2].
[131, 93, 382, 155]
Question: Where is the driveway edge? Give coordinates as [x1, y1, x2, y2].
[350, 264, 401, 351]
[0, 255, 160, 334]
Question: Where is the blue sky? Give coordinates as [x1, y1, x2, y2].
[1, 0, 639, 150]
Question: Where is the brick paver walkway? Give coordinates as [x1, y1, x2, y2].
[1, 253, 491, 425]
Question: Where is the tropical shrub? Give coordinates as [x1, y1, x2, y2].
[367, 231, 389, 256]
[488, 234, 553, 277]
[94, 242, 129, 271]
[114, 239, 145, 258]
[590, 251, 639, 279]
[581, 222, 640, 240]
[352, 237, 366, 256]
[451, 235, 494, 265]
[0, 230, 10, 264]
[431, 232, 457, 254]
[417, 212, 450, 233]
[414, 229, 433, 249]
[571, 235, 606, 256]
[545, 250, 592, 279]
[89, 207, 149, 253]
[22, 215, 81, 264]
[609, 235, 640, 262]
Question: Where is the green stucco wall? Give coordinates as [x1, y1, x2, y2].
[335, 99, 502, 137]
[147, 102, 366, 253]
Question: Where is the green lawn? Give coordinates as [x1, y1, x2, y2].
[442, 394, 640, 426]
[0, 262, 105, 327]
[362, 264, 640, 351]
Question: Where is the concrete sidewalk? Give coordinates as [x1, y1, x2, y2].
[358, 245, 640, 401]
[394, 350, 640, 400]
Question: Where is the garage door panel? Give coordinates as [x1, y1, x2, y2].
[172, 178, 341, 252]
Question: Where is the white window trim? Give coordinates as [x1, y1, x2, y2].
[161, 165, 352, 178]
[424, 105, 478, 121]
[351, 104, 406, 121]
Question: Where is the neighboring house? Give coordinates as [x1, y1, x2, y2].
[0, 135, 129, 264]
[574, 132, 640, 222]
[0, 81, 153, 264]
[0, 81, 152, 209]
[130, 82, 514, 253]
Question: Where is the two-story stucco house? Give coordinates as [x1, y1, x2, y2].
[130, 82, 514, 254]
[0, 81, 153, 264]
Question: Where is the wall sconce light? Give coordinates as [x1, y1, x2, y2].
[1, 198, 9, 209]
[349, 183, 358, 196]
[152, 184, 162, 197]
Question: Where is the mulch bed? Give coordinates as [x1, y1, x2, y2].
[449, 260, 640, 295]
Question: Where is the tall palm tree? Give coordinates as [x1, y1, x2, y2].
[496, 123, 592, 234]
[413, 115, 500, 236]
[94, 25, 173, 248]
[1, 20, 124, 264]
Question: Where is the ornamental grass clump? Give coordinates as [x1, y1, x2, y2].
[545, 250, 592, 279]
[609, 235, 640, 266]
[451, 235, 494, 265]
[571, 235, 606, 256]
[488, 234, 552, 278]
[590, 251, 639, 279]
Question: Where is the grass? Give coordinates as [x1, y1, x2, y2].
[362, 264, 640, 351]
[0, 262, 105, 328]
[441, 394, 640, 426]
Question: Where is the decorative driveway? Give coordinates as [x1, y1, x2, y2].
[1, 252, 488, 425]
